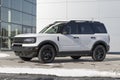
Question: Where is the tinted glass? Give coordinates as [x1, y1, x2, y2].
[32, 16, 36, 26]
[1, 38, 9, 48]
[1, 7, 9, 22]
[67, 22, 77, 34]
[26, 0, 36, 3]
[23, 26, 32, 34]
[1, 0, 11, 8]
[45, 24, 59, 34]
[32, 5, 36, 15]
[78, 23, 94, 34]
[1, 22, 8, 37]
[11, 0, 22, 11]
[93, 23, 107, 33]
[23, 0, 33, 14]
[11, 10, 22, 24]
[11, 24, 22, 37]
[22, 13, 32, 26]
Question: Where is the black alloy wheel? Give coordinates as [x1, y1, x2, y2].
[38, 45, 55, 63]
[92, 45, 106, 61]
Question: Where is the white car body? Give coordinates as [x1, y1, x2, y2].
[12, 20, 110, 63]
[14, 33, 109, 52]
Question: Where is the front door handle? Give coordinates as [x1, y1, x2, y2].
[73, 37, 79, 39]
[91, 37, 96, 39]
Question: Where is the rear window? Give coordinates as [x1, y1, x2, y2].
[92, 23, 107, 33]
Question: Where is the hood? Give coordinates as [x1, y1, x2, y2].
[15, 33, 43, 37]
[14, 33, 58, 38]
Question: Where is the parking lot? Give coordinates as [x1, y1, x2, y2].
[0, 51, 120, 78]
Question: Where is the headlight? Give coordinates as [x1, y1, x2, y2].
[23, 37, 36, 43]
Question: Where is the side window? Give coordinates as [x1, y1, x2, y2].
[78, 23, 94, 34]
[45, 25, 59, 34]
[63, 22, 77, 34]
[93, 23, 107, 33]
[62, 25, 71, 34]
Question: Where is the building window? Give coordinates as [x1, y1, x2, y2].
[23, 26, 32, 33]
[1, 7, 9, 22]
[11, 10, 22, 24]
[23, 0, 33, 14]
[11, 0, 22, 11]
[1, 38, 9, 49]
[1, 0, 11, 8]
[22, 13, 32, 26]
[0, 0, 36, 50]
[32, 16, 36, 26]
[11, 24, 22, 37]
[1, 22, 8, 37]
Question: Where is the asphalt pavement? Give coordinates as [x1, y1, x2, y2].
[0, 73, 120, 80]
[0, 51, 120, 79]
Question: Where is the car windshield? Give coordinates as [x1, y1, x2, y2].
[39, 24, 54, 33]
[39, 22, 63, 34]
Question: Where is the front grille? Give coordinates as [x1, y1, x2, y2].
[13, 44, 22, 47]
[13, 38, 25, 43]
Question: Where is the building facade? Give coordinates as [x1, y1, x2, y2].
[0, 0, 36, 50]
[37, 0, 120, 52]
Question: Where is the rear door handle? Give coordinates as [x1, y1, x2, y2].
[91, 37, 96, 39]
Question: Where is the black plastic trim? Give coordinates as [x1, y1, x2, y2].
[12, 46, 38, 58]
[38, 40, 59, 53]
[57, 51, 92, 57]
[92, 40, 110, 52]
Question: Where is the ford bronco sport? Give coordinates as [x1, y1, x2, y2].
[12, 20, 110, 63]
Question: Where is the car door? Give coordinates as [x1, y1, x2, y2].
[58, 21, 81, 51]
[77, 22, 95, 51]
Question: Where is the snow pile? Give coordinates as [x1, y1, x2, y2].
[0, 67, 120, 77]
[0, 53, 9, 58]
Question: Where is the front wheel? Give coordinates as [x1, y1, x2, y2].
[20, 57, 32, 61]
[38, 45, 55, 63]
[92, 45, 106, 61]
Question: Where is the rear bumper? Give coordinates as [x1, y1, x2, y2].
[12, 46, 38, 58]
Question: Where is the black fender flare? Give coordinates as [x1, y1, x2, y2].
[92, 40, 109, 51]
[38, 40, 59, 54]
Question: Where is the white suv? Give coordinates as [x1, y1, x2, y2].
[12, 20, 110, 63]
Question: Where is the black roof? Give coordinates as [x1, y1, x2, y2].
[54, 20, 102, 24]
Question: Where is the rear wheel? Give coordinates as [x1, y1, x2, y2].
[71, 56, 81, 60]
[38, 45, 55, 63]
[20, 57, 32, 61]
[92, 45, 106, 61]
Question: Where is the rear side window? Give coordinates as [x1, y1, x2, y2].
[78, 23, 94, 34]
[92, 23, 107, 33]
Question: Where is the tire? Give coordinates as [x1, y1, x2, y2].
[92, 45, 106, 61]
[71, 56, 81, 60]
[20, 57, 32, 61]
[38, 45, 55, 63]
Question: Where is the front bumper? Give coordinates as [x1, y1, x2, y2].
[12, 46, 38, 58]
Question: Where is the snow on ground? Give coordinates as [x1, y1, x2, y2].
[0, 53, 9, 58]
[0, 67, 120, 77]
